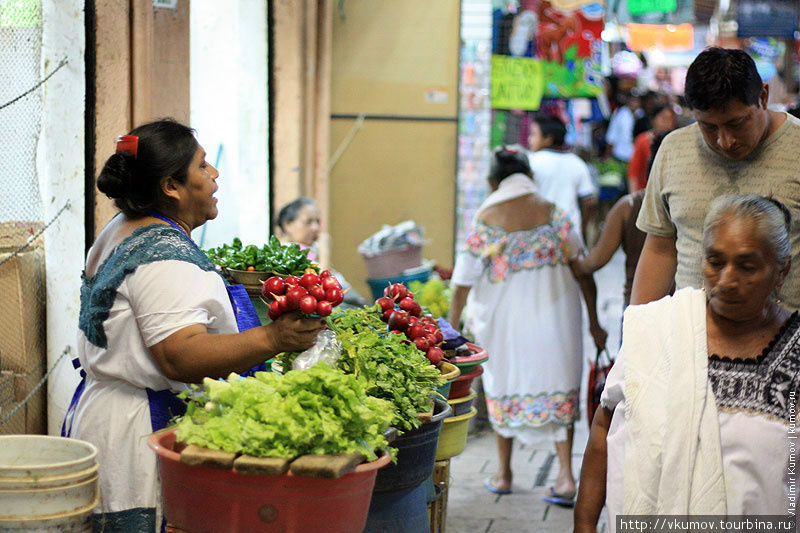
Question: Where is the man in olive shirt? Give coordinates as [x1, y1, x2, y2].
[631, 47, 800, 309]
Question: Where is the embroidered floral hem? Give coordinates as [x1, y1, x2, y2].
[486, 390, 580, 427]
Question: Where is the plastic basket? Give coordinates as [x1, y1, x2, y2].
[366, 268, 432, 301]
[361, 245, 422, 279]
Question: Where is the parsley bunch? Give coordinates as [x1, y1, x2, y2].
[326, 305, 445, 431]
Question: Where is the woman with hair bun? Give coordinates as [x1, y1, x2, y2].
[449, 146, 607, 503]
[63, 119, 326, 530]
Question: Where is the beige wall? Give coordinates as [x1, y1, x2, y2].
[329, 0, 460, 299]
[92, 1, 191, 235]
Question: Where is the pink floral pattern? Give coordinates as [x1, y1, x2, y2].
[463, 208, 573, 282]
[486, 390, 580, 427]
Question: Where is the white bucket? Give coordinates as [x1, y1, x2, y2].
[0, 435, 99, 531]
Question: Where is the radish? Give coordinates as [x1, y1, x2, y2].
[284, 275, 301, 286]
[319, 269, 332, 279]
[414, 337, 430, 352]
[309, 285, 326, 301]
[316, 300, 333, 317]
[321, 276, 341, 292]
[407, 323, 427, 340]
[262, 277, 285, 299]
[268, 301, 282, 320]
[274, 295, 290, 313]
[384, 283, 408, 301]
[388, 310, 410, 331]
[285, 286, 307, 310]
[398, 297, 422, 317]
[376, 297, 395, 312]
[326, 288, 344, 306]
[299, 272, 321, 289]
[381, 309, 393, 322]
[426, 347, 444, 365]
[299, 295, 317, 315]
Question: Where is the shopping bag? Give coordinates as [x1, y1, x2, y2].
[586, 348, 614, 430]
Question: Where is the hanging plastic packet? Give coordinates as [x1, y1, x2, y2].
[291, 329, 342, 370]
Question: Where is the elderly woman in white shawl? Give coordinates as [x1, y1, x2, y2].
[575, 195, 799, 532]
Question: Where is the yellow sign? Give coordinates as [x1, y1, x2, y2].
[490, 55, 544, 111]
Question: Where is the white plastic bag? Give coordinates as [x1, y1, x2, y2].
[291, 329, 342, 370]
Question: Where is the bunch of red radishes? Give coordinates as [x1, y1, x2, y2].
[262, 270, 344, 320]
[376, 283, 445, 365]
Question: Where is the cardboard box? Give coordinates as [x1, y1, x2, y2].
[0, 220, 44, 251]
[0, 370, 45, 435]
[0, 247, 46, 374]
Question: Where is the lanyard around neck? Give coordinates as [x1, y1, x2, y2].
[149, 212, 190, 239]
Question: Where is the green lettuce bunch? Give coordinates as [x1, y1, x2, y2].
[174, 363, 393, 460]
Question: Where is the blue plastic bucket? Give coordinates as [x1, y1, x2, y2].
[366, 268, 432, 301]
[373, 398, 451, 492]
[363, 481, 429, 533]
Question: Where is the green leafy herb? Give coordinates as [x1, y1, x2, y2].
[290, 305, 446, 432]
[174, 364, 393, 460]
[204, 236, 318, 275]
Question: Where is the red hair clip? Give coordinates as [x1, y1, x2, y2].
[116, 135, 139, 159]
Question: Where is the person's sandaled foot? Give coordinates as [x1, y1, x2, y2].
[541, 486, 576, 507]
[483, 476, 512, 495]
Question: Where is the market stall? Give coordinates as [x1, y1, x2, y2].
[142, 238, 481, 532]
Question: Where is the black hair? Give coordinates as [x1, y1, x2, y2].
[96, 119, 198, 218]
[488, 146, 532, 186]
[276, 197, 317, 231]
[533, 114, 567, 147]
[684, 47, 763, 111]
[646, 131, 669, 176]
[647, 104, 670, 120]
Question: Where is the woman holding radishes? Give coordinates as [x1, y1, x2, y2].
[449, 146, 607, 504]
[62, 119, 326, 531]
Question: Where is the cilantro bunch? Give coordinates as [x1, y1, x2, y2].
[325, 306, 445, 432]
[174, 364, 393, 460]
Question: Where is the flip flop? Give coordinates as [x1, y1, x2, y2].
[483, 476, 512, 495]
[542, 486, 575, 507]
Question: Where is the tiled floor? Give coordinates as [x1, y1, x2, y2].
[442, 250, 625, 533]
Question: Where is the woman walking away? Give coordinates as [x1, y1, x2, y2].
[575, 195, 799, 532]
[449, 146, 607, 504]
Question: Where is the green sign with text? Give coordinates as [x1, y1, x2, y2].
[490, 55, 545, 111]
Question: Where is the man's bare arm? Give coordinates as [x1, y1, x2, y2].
[629, 233, 677, 305]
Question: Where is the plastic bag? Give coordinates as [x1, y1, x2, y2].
[291, 329, 342, 371]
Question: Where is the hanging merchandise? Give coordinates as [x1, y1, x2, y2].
[536, 1, 604, 98]
[626, 23, 693, 52]
[743, 38, 785, 83]
[627, 0, 676, 16]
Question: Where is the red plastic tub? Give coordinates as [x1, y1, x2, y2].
[448, 364, 484, 400]
[450, 343, 488, 375]
[149, 429, 390, 533]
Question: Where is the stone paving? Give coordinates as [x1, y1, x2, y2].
[441, 250, 625, 533]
